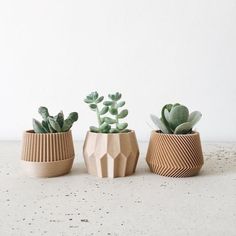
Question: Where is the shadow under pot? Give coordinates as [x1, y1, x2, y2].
[21, 130, 75, 177]
[146, 131, 204, 177]
[83, 131, 139, 178]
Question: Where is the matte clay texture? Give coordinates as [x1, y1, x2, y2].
[146, 131, 204, 177]
[21, 130, 75, 177]
[83, 131, 139, 178]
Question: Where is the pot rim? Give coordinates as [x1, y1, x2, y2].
[24, 130, 72, 135]
[87, 130, 136, 136]
[152, 130, 199, 137]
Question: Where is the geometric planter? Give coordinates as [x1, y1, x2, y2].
[21, 130, 75, 177]
[146, 131, 204, 177]
[83, 131, 139, 178]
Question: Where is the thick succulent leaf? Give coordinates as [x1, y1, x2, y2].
[103, 101, 113, 106]
[150, 114, 171, 134]
[55, 111, 64, 128]
[164, 109, 170, 123]
[100, 122, 111, 133]
[110, 128, 119, 133]
[165, 104, 173, 112]
[169, 105, 189, 130]
[109, 92, 122, 101]
[161, 105, 172, 133]
[117, 109, 128, 119]
[117, 123, 128, 130]
[38, 107, 49, 121]
[188, 111, 202, 127]
[104, 117, 116, 124]
[174, 122, 193, 134]
[109, 107, 118, 115]
[48, 117, 61, 132]
[61, 119, 72, 132]
[90, 126, 99, 133]
[89, 104, 97, 111]
[91, 91, 99, 100]
[99, 106, 109, 115]
[32, 119, 47, 133]
[84, 98, 93, 103]
[117, 101, 125, 107]
[67, 112, 78, 122]
[95, 96, 104, 104]
[42, 120, 50, 132]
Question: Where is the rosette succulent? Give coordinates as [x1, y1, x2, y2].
[84, 91, 129, 133]
[150, 103, 202, 134]
[32, 107, 78, 133]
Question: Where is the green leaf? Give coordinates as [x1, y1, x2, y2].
[67, 112, 78, 122]
[89, 126, 99, 133]
[89, 104, 97, 111]
[110, 128, 119, 133]
[103, 101, 113, 106]
[84, 98, 93, 103]
[117, 123, 128, 130]
[38, 106, 49, 121]
[54, 111, 64, 128]
[61, 119, 72, 132]
[150, 114, 171, 134]
[99, 106, 109, 115]
[174, 122, 193, 134]
[100, 122, 111, 133]
[42, 120, 50, 132]
[117, 101, 125, 107]
[109, 107, 118, 115]
[169, 105, 189, 130]
[104, 117, 116, 124]
[32, 119, 47, 133]
[91, 91, 99, 100]
[95, 96, 104, 104]
[48, 117, 61, 132]
[188, 111, 202, 127]
[117, 109, 128, 119]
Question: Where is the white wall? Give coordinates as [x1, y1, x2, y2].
[0, 0, 236, 141]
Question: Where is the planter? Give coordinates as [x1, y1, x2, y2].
[83, 131, 139, 178]
[146, 131, 204, 177]
[21, 130, 75, 177]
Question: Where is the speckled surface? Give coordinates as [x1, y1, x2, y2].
[0, 141, 236, 236]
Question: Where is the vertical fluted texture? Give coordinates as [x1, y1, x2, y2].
[21, 131, 75, 162]
[83, 131, 139, 178]
[146, 131, 204, 177]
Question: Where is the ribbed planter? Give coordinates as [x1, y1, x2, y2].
[146, 131, 204, 177]
[21, 130, 75, 177]
[83, 131, 139, 178]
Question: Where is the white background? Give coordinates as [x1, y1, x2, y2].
[0, 0, 236, 141]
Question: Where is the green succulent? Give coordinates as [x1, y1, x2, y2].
[32, 107, 78, 133]
[84, 91, 130, 133]
[150, 103, 202, 134]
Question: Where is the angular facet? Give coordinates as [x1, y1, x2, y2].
[83, 131, 139, 178]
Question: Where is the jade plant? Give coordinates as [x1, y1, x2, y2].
[150, 103, 202, 134]
[84, 91, 130, 133]
[32, 107, 78, 133]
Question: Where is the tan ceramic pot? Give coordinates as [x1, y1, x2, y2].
[83, 131, 139, 178]
[21, 130, 75, 177]
[146, 131, 204, 177]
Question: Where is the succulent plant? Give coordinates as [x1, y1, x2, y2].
[32, 107, 78, 133]
[150, 103, 202, 134]
[84, 91, 130, 133]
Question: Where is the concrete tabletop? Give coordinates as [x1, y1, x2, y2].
[0, 141, 235, 236]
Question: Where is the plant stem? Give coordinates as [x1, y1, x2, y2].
[96, 107, 101, 127]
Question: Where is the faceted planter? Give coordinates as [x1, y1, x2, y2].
[21, 130, 75, 177]
[146, 131, 204, 177]
[83, 131, 139, 178]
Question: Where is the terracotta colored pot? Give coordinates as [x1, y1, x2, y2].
[83, 131, 139, 178]
[21, 130, 75, 177]
[146, 131, 204, 177]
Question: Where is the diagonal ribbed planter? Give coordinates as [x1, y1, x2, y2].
[21, 130, 75, 177]
[83, 131, 139, 178]
[146, 131, 204, 177]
